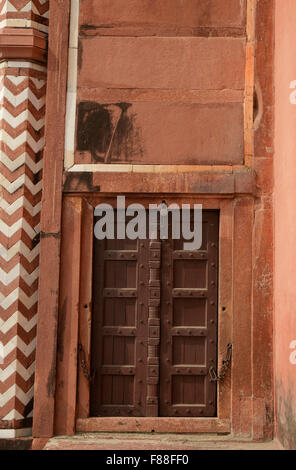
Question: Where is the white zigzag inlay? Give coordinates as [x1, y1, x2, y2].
[0, 384, 34, 408]
[1, 87, 45, 110]
[4, 76, 45, 90]
[0, 174, 42, 195]
[0, 264, 39, 286]
[2, 287, 38, 310]
[0, 197, 41, 217]
[0, 130, 44, 152]
[0, 151, 43, 173]
[0, 1, 49, 17]
[0, 360, 35, 382]
[2, 410, 24, 421]
[0, 242, 40, 263]
[2, 335, 36, 358]
[0, 218, 39, 239]
[0, 108, 45, 130]
[1, 311, 37, 335]
[32, 2, 49, 19]
[0, 1, 18, 14]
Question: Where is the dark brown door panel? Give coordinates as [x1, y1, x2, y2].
[160, 212, 219, 417]
[91, 210, 219, 417]
[91, 237, 149, 417]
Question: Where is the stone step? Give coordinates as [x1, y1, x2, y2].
[41, 433, 283, 451]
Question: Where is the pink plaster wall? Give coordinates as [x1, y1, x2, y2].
[274, 0, 296, 450]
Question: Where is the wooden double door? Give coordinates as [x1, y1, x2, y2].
[91, 211, 219, 418]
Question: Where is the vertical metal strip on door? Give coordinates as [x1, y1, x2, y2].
[146, 240, 161, 416]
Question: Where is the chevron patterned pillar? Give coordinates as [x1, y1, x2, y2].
[0, 0, 49, 438]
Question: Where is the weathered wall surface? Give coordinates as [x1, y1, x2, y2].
[274, 0, 296, 450]
[75, 0, 247, 166]
[43, 0, 274, 441]
[251, 0, 275, 441]
[0, 0, 277, 442]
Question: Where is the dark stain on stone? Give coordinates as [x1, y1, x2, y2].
[78, 39, 83, 70]
[76, 101, 143, 164]
[63, 171, 101, 192]
[57, 297, 67, 362]
[265, 404, 273, 426]
[80, 24, 98, 31]
[276, 379, 296, 449]
[46, 356, 57, 398]
[77, 102, 112, 160]
[110, 102, 140, 163]
[36, 150, 43, 163]
[192, 26, 246, 37]
[32, 232, 40, 247]
[80, 24, 115, 35]
[23, 398, 34, 418]
[79, 23, 245, 38]
[253, 89, 259, 122]
[0, 438, 32, 451]
[33, 170, 42, 185]
[40, 231, 61, 240]
[45, 300, 59, 399]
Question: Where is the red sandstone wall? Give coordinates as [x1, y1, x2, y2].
[33, 0, 275, 440]
[76, 0, 246, 166]
[274, 0, 296, 450]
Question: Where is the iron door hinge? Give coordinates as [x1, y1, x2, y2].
[209, 343, 232, 382]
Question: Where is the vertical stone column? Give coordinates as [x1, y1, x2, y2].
[0, 0, 48, 438]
